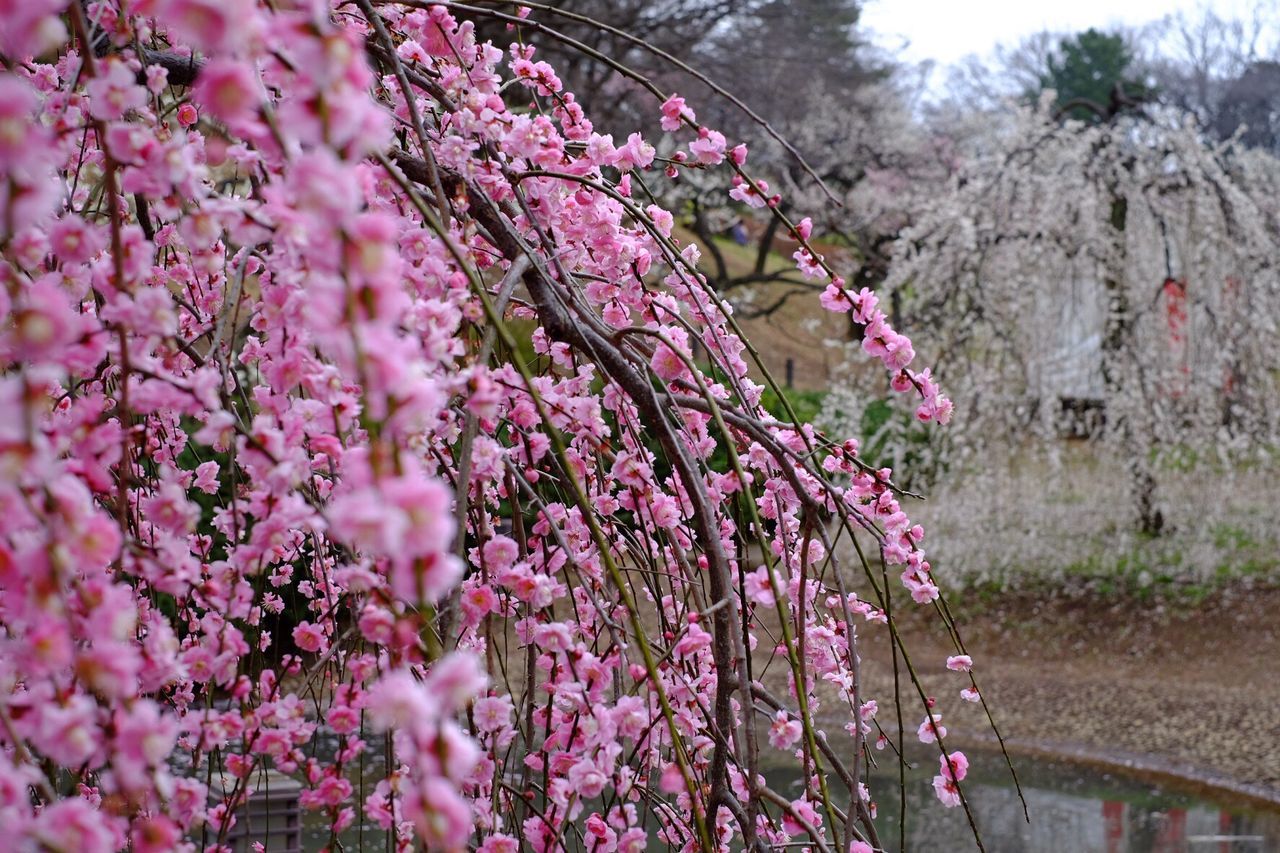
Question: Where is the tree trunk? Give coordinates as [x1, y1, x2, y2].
[1101, 192, 1165, 535]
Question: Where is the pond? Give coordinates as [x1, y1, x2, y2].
[766, 748, 1280, 852]
[239, 734, 1280, 851]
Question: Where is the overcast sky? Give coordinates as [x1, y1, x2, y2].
[861, 0, 1275, 68]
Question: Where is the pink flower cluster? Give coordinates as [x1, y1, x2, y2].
[933, 750, 970, 808]
[819, 280, 953, 424]
[0, 1, 980, 850]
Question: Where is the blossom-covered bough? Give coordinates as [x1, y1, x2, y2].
[0, 2, 1012, 850]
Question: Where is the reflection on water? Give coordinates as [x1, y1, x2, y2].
[277, 732, 1280, 851]
[771, 749, 1280, 852]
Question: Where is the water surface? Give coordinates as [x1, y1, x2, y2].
[768, 748, 1280, 852]
[262, 734, 1280, 851]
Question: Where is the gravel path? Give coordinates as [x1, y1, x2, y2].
[853, 585, 1280, 801]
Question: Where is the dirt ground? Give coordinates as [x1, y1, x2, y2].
[849, 585, 1280, 804]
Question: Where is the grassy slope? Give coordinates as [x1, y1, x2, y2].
[674, 226, 849, 393]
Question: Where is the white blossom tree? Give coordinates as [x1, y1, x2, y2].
[862, 102, 1280, 534]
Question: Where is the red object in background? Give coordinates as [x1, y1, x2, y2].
[1162, 278, 1190, 398]
[1152, 808, 1187, 853]
[1103, 800, 1125, 853]
[1163, 278, 1188, 344]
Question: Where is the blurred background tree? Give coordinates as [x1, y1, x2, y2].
[1036, 28, 1153, 121]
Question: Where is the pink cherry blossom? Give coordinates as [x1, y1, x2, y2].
[154, 0, 258, 53]
[932, 774, 963, 808]
[0, 0, 65, 59]
[940, 750, 970, 782]
[918, 712, 948, 744]
[0, 4, 973, 850]
[193, 59, 262, 132]
[768, 710, 803, 750]
[660, 94, 695, 131]
[87, 59, 146, 121]
[689, 127, 727, 165]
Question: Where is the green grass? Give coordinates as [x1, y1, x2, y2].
[957, 531, 1280, 605]
[760, 386, 826, 425]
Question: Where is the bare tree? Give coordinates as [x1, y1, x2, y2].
[1140, 4, 1280, 150]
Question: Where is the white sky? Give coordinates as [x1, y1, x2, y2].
[861, 0, 1273, 67]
